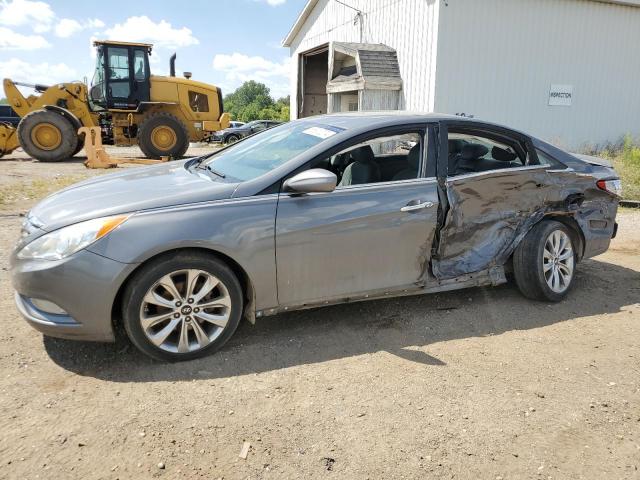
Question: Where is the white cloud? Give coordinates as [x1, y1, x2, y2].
[0, 26, 49, 49]
[54, 18, 81, 38]
[213, 53, 291, 98]
[87, 18, 104, 29]
[0, 0, 54, 32]
[103, 16, 198, 49]
[55, 17, 104, 38]
[0, 58, 77, 86]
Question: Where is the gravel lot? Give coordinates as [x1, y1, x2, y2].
[1, 148, 639, 479]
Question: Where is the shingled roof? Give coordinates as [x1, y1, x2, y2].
[328, 42, 402, 93]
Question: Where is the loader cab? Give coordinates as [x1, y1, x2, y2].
[90, 41, 152, 110]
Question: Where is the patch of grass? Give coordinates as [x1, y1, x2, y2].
[590, 135, 640, 201]
[0, 175, 85, 208]
[612, 139, 640, 200]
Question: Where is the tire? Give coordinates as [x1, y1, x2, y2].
[138, 112, 189, 159]
[225, 134, 240, 145]
[122, 251, 243, 362]
[513, 220, 577, 302]
[71, 138, 84, 156]
[17, 109, 78, 162]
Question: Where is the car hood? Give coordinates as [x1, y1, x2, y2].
[29, 160, 238, 231]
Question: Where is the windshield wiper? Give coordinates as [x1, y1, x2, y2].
[197, 163, 226, 178]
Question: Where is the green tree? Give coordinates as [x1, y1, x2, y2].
[0, 97, 8, 104]
[223, 82, 290, 122]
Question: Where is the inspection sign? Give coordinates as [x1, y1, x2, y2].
[549, 84, 573, 106]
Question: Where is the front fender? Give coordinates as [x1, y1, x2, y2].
[88, 196, 279, 310]
[43, 105, 82, 130]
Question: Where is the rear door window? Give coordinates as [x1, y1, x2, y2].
[447, 131, 526, 177]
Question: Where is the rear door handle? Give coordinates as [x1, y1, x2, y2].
[400, 201, 434, 212]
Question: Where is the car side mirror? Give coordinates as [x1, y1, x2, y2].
[283, 169, 337, 194]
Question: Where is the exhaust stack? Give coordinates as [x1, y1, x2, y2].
[169, 53, 176, 77]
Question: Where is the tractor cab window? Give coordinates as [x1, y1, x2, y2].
[134, 50, 147, 81]
[188, 91, 209, 112]
[89, 47, 107, 107]
[108, 48, 130, 79]
[107, 47, 130, 100]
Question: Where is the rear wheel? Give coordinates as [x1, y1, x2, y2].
[138, 112, 189, 159]
[513, 220, 576, 302]
[122, 252, 243, 362]
[17, 110, 78, 162]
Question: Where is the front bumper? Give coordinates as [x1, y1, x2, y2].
[10, 249, 138, 342]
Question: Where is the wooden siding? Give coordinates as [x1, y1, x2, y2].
[287, 0, 440, 119]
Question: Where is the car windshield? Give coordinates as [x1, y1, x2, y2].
[203, 122, 343, 182]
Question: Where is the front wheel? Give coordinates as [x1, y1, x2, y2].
[225, 134, 240, 145]
[513, 220, 577, 302]
[17, 109, 78, 162]
[122, 252, 243, 362]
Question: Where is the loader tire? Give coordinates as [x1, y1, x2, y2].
[72, 138, 84, 156]
[18, 110, 78, 162]
[138, 112, 189, 159]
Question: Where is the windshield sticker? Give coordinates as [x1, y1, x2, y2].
[302, 126, 338, 139]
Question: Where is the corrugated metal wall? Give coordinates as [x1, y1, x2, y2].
[435, 0, 640, 148]
[360, 89, 401, 111]
[288, 0, 440, 119]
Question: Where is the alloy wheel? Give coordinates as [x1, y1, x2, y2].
[139, 269, 232, 354]
[543, 230, 574, 294]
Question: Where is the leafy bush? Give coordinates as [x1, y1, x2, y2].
[597, 135, 640, 200]
[223, 81, 289, 123]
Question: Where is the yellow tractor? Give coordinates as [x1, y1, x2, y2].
[0, 40, 229, 162]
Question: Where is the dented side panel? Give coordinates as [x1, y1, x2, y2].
[543, 169, 619, 258]
[432, 166, 550, 279]
[432, 164, 619, 279]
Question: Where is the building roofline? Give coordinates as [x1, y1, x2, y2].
[282, 0, 640, 48]
[282, 0, 319, 47]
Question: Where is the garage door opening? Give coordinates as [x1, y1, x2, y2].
[298, 45, 328, 118]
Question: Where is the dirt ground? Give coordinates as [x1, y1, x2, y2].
[1, 149, 639, 480]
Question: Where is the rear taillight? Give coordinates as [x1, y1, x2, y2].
[596, 179, 622, 197]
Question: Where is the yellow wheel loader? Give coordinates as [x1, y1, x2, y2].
[1, 40, 229, 162]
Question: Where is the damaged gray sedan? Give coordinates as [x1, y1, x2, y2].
[11, 113, 620, 361]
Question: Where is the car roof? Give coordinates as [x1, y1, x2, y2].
[299, 112, 466, 129]
[300, 111, 533, 139]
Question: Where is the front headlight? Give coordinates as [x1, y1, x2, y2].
[17, 215, 129, 261]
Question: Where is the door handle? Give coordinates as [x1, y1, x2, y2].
[400, 201, 434, 212]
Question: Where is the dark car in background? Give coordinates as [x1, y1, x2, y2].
[212, 120, 283, 144]
[0, 105, 20, 127]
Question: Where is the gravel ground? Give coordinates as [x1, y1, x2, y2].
[1, 152, 639, 480]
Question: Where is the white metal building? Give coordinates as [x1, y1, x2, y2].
[283, 0, 640, 148]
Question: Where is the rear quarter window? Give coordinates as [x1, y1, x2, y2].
[536, 149, 566, 169]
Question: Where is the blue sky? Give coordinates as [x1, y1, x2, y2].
[0, 0, 307, 99]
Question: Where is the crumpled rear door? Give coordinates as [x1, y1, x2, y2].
[432, 164, 550, 280]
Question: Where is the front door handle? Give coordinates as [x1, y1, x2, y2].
[400, 201, 434, 212]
